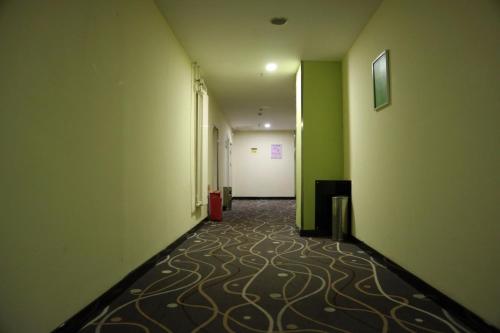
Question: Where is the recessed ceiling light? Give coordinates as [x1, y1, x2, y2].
[264, 123, 271, 128]
[265, 63, 277, 72]
[270, 17, 288, 26]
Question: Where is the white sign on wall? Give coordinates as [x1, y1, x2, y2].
[271, 144, 282, 159]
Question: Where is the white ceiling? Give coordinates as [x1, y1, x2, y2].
[155, 0, 381, 131]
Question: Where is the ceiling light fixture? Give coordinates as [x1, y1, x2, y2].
[264, 123, 271, 128]
[265, 63, 277, 72]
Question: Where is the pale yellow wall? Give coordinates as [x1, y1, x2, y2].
[232, 131, 295, 197]
[343, 0, 500, 327]
[0, 1, 210, 332]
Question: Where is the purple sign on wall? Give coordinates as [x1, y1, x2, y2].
[271, 144, 282, 159]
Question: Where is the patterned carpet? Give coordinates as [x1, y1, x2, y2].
[80, 200, 474, 333]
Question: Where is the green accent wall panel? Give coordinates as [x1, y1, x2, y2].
[295, 66, 302, 228]
[301, 61, 344, 231]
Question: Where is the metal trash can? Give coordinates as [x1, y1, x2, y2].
[223, 186, 232, 211]
[332, 196, 349, 241]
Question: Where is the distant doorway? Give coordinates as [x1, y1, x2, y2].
[225, 136, 232, 187]
[212, 126, 219, 191]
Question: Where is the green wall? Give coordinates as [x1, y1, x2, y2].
[301, 61, 344, 230]
[295, 66, 302, 228]
[343, 0, 500, 327]
[0, 1, 213, 332]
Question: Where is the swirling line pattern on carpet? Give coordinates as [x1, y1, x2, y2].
[80, 200, 474, 333]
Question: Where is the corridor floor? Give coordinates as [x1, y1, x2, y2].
[80, 200, 473, 333]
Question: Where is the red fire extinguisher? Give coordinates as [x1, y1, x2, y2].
[209, 191, 222, 221]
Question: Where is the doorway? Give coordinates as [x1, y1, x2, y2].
[225, 136, 232, 187]
[212, 126, 219, 191]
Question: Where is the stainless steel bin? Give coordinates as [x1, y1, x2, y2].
[223, 186, 232, 210]
[332, 196, 349, 241]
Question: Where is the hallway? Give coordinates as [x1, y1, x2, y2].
[80, 200, 472, 333]
[1, 1, 499, 332]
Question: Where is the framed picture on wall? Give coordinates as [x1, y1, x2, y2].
[372, 49, 390, 110]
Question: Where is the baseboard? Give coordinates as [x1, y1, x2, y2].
[351, 236, 499, 333]
[299, 229, 322, 237]
[233, 196, 295, 200]
[299, 229, 341, 237]
[51, 217, 209, 333]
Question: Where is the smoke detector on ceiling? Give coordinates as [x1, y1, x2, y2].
[270, 17, 288, 26]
